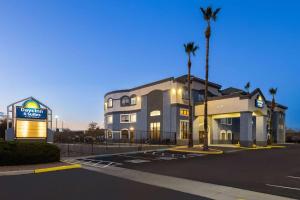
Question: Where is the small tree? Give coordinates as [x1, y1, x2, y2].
[88, 122, 98, 131]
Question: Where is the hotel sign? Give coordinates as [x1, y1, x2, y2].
[16, 99, 47, 120]
[255, 95, 264, 108]
[16, 107, 47, 119]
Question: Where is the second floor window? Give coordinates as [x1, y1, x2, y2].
[120, 113, 137, 123]
[121, 96, 130, 106]
[130, 95, 137, 105]
[107, 98, 113, 108]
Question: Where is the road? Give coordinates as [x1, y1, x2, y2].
[0, 169, 207, 200]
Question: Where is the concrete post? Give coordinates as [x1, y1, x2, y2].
[256, 116, 267, 146]
[212, 119, 219, 144]
[240, 112, 253, 147]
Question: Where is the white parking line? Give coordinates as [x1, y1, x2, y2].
[287, 176, 300, 180]
[266, 184, 300, 191]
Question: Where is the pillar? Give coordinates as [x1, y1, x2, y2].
[240, 112, 253, 147]
[256, 116, 267, 146]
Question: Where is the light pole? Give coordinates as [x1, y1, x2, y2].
[55, 115, 59, 132]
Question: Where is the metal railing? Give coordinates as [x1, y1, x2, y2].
[54, 130, 177, 157]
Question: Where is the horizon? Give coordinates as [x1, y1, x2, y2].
[0, 0, 299, 130]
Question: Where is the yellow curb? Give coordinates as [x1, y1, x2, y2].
[34, 164, 81, 174]
[169, 148, 223, 155]
[269, 145, 286, 148]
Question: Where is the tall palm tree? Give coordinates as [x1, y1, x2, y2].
[200, 6, 221, 150]
[244, 82, 251, 93]
[269, 87, 277, 143]
[184, 42, 199, 148]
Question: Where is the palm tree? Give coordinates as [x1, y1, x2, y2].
[184, 42, 199, 148]
[244, 82, 251, 93]
[200, 6, 221, 150]
[269, 87, 277, 143]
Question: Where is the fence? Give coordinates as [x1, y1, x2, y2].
[54, 130, 177, 157]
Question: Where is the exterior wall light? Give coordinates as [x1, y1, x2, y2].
[129, 127, 135, 131]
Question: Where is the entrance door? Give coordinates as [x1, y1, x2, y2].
[150, 122, 160, 141]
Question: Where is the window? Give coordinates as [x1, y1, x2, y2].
[130, 113, 136, 123]
[130, 95, 137, 105]
[227, 118, 232, 125]
[121, 96, 130, 106]
[106, 115, 113, 124]
[180, 108, 189, 116]
[180, 120, 189, 139]
[150, 110, 161, 116]
[220, 118, 227, 125]
[120, 113, 137, 123]
[227, 130, 232, 141]
[120, 114, 130, 123]
[220, 118, 232, 125]
[198, 94, 204, 101]
[183, 88, 189, 100]
[107, 98, 113, 108]
[150, 122, 160, 140]
[219, 130, 226, 140]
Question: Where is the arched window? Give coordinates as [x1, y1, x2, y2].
[120, 96, 130, 106]
[220, 130, 226, 141]
[227, 130, 232, 141]
[107, 98, 113, 108]
[130, 95, 137, 105]
[121, 129, 129, 139]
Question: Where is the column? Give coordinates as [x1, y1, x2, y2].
[240, 112, 253, 147]
[256, 116, 267, 146]
[212, 119, 219, 144]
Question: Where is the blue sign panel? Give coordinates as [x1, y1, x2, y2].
[16, 106, 47, 120]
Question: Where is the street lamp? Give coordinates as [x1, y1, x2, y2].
[55, 115, 59, 132]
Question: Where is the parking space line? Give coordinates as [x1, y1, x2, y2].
[266, 184, 300, 191]
[287, 176, 300, 180]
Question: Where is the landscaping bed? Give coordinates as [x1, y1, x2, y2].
[0, 141, 60, 166]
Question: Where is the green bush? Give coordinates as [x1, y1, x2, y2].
[0, 141, 60, 166]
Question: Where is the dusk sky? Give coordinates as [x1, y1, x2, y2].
[0, 0, 299, 130]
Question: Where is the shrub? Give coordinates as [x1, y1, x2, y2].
[0, 141, 60, 166]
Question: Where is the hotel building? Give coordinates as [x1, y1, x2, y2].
[104, 75, 287, 147]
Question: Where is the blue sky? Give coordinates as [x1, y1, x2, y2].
[0, 0, 299, 130]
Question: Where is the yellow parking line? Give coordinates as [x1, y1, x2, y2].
[34, 164, 81, 174]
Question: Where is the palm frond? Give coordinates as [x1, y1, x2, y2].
[212, 8, 221, 21]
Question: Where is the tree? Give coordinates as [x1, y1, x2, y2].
[269, 87, 277, 143]
[184, 42, 199, 148]
[244, 82, 251, 93]
[200, 6, 221, 150]
[88, 122, 98, 131]
[0, 118, 7, 139]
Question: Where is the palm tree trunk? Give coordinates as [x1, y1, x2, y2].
[188, 57, 193, 148]
[203, 28, 210, 151]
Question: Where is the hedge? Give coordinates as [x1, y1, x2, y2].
[0, 141, 60, 166]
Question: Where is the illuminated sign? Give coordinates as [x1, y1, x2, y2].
[16, 99, 47, 120]
[255, 95, 264, 108]
[16, 120, 47, 138]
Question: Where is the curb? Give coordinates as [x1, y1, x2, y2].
[0, 170, 34, 176]
[34, 164, 81, 174]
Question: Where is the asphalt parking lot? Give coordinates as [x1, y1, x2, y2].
[0, 169, 207, 200]
[73, 144, 300, 199]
